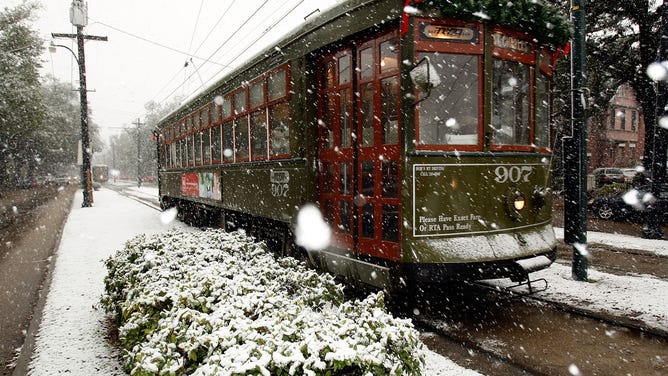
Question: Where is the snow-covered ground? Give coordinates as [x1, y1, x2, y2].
[21, 188, 667, 375]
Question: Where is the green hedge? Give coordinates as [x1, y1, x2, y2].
[102, 229, 425, 376]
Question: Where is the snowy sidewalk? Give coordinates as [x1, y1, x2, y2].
[18, 188, 668, 375]
[24, 189, 183, 375]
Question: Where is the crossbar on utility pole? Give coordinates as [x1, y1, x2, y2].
[51, 29, 107, 207]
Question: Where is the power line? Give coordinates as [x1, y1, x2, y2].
[178, 0, 305, 104]
[145, 0, 237, 108]
[88, 18, 226, 67]
[157, 0, 271, 105]
[187, 0, 205, 56]
[190, 0, 238, 57]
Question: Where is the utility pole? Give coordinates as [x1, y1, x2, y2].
[564, 0, 588, 281]
[51, 1, 107, 207]
[643, 4, 668, 239]
[133, 118, 145, 188]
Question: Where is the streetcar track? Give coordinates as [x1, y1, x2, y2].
[407, 283, 668, 376]
[104, 185, 162, 211]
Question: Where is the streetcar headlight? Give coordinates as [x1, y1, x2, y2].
[506, 189, 526, 220]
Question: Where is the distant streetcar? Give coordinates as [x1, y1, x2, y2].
[156, 0, 570, 293]
[92, 165, 109, 183]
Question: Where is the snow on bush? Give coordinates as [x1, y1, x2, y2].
[102, 228, 425, 375]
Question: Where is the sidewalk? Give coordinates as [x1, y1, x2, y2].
[16, 188, 668, 375]
[18, 189, 183, 375]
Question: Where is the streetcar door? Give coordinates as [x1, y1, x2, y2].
[317, 32, 401, 262]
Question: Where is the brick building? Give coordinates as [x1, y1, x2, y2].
[587, 83, 645, 171]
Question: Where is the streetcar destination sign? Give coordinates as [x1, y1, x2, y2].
[421, 24, 477, 42]
[492, 32, 531, 54]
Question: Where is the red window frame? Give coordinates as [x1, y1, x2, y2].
[413, 18, 485, 152]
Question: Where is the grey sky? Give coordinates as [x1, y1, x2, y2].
[11, 0, 338, 141]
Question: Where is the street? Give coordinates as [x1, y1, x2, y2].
[0, 186, 75, 375]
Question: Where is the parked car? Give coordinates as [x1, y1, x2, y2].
[592, 167, 625, 188]
[54, 175, 71, 186]
[622, 168, 641, 183]
[588, 184, 668, 223]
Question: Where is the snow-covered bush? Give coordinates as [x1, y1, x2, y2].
[102, 228, 425, 375]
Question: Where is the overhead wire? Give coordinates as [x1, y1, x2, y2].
[88, 18, 227, 67]
[190, 0, 238, 57]
[157, 0, 272, 105]
[178, 0, 305, 104]
[146, 0, 237, 105]
[187, 0, 205, 56]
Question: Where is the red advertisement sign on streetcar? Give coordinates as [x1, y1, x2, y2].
[180, 174, 199, 197]
[180, 172, 221, 200]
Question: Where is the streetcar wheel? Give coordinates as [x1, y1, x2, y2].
[596, 204, 614, 220]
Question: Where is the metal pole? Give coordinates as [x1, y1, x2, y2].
[643, 4, 668, 239]
[76, 25, 94, 207]
[134, 118, 144, 188]
[564, 0, 588, 280]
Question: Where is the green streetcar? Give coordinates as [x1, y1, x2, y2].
[156, 0, 571, 292]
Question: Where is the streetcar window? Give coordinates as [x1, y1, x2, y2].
[322, 92, 335, 149]
[212, 125, 221, 162]
[360, 83, 374, 147]
[360, 47, 373, 79]
[211, 104, 220, 123]
[340, 88, 352, 148]
[361, 161, 374, 196]
[223, 121, 233, 162]
[324, 58, 336, 88]
[535, 72, 550, 149]
[269, 102, 290, 156]
[234, 90, 247, 114]
[381, 160, 398, 198]
[380, 38, 399, 73]
[417, 52, 479, 146]
[382, 204, 399, 242]
[202, 108, 210, 127]
[221, 97, 232, 119]
[234, 116, 249, 161]
[251, 110, 268, 160]
[195, 132, 202, 164]
[491, 58, 530, 146]
[339, 54, 351, 85]
[202, 129, 211, 164]
[177, 139, 183, 167]
[339, 201, 351, 234]
[362, 203, 374, 238]
[187, 135, 194, 165]
[381, 76, 399, 144]
[250, 81, 264, 109]
[340, 162, 351, 195]
[268, 70, 287, 100]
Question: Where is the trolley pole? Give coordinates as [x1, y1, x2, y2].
[51, 1, 107, 207]
[642, 4, 668, 240]
[564, 0, 588, 281]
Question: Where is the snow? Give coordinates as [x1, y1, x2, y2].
[21, 188, 668, 375]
